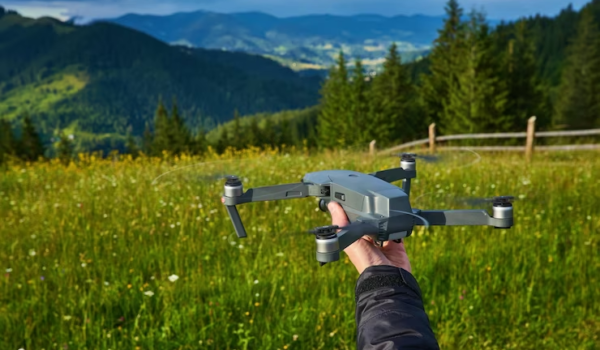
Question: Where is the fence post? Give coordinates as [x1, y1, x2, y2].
[369, 140, 377, 156]
[526, 116, 536, 163]
[429, 123, 436, 153]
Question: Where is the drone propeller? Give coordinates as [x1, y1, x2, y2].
[393, 152, 442, 163]
[151, 156, 274, 185]
[453, 195, 518, 207]
[198, 173, 238, 182]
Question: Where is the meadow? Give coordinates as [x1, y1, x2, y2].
[0, 147, 599, 350]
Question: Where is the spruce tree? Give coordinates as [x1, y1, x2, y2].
[142, 123, 153, 155]
[169, 99, 192, 155]
[349, 58, 369, 147]
[419, 0, 467, 133]
[18, 114, 45, 161]
[0, 119, 16, 165]
[368, 43, 415, 146]
[247, 118, 262, 148]
[231, 110, 244, 150]
[262, 118, 276, 149]
[126, 133, 140, 158]
[152, 99, 171, 156]
[278, 119, 293, 149]
[215, 127, 229, 154]
[317, 51, 351, 148]
[555, 7, 600, 129]
[194, 127, 207, 155]
[443, 10, 510, 134]
[57, 133, 73, 165]
[502, 20, 546, 130]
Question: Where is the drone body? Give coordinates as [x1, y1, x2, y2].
[221, 154, 514, 265]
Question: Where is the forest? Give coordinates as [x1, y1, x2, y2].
[1, 0, 600, 163]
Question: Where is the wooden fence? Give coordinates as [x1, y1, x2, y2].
[371, 117, 600, 162]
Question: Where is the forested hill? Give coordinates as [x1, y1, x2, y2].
[0, 8, 321, 151]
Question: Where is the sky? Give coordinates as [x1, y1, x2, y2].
[1, 0, 591, 22]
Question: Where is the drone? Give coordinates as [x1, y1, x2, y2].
[221, 153, 514, 266]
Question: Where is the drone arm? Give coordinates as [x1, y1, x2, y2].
[370, 168, 416, 183]
[337, 222, 378, 251]
[415, 209, 513, 228]
[223, 183, 324, 205]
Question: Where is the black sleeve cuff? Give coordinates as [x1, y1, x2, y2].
[355, 265, 423, 302]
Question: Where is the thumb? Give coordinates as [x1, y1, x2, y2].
[327, 201, 349, 227]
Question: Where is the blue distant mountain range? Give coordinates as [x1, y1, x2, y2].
[106, 10, 502, 72]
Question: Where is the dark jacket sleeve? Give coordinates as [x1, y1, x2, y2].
[355, 265, 440, 350]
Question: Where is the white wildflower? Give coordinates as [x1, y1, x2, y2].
[6, 268, 12, 273]
[254, 280, 259, 284]
[144, 290, 155, 297]
[63, 315, 72, 321]
[168, 275, 179, 282]
[29, 250, 36, 257]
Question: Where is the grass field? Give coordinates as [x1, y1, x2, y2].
[1, 147, 599, 349]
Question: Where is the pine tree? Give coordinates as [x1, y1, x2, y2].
[278, 119, 293, 149]
[126, 132, 139, 158]
[18, 113, 45, 161]
[349, 58, 369, 147]
[368, 43, 416, 146]
[194, 127, 207, 155]
[169, 99, 192, 155]
[142, 123, 153, 155]
[555, 7, 600, 129]
[231, 110, 244, 150]
[0, 119, 17, 165]
[262, 118, 276, 149]
[247, 118, 262, 148]
[443, 10, 510, 134]
[502, 20, 546, 130]
[317, 51, 351, 148]
[152, 99, 171, 156]
[215, 127, 230, 154]
[57, 133, 74, 165]
[419, 0, 467, 133]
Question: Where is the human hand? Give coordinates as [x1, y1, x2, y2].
[327, 201, 412, 275]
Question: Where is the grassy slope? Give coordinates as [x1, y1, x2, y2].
[0, 149, 598, 349]
[0, 12, 321, 152]
[0, 72, 88, 121]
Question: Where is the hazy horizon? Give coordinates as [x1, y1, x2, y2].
[1, 0, 591, 23]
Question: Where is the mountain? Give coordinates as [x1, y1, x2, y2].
[107, 11, 469, 72]
[0, 8, 321, 152]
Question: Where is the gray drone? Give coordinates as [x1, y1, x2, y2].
[221, 153, 514, 266]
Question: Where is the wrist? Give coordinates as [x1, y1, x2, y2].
[355, 265, 423, 301]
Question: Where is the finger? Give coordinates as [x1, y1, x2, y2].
[327, 201, 349, 227]
[381, 238, 408, 255]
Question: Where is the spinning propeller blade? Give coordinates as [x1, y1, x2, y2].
[394, 152, 443, 163]
[453, 195, 518, 207]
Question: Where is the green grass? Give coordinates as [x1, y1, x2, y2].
[0, 72, 88, 121]
[0, 149, 599, 349]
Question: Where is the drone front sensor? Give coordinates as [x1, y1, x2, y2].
[221, 154, 514, 265]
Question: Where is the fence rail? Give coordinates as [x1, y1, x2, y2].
[374, 116, 600, 162]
